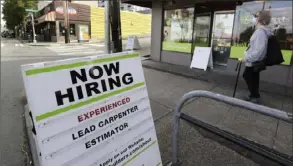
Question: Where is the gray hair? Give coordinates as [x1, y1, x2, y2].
[257, 10, 271, 25]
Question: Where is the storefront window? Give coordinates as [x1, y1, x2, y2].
[50, 22, 56, 36]
[59, 22, 65, 36]
[193, 15, 211, 47]
[162, 8, 194, 53]
[231, 1, 292, 65]
[70, 24, 76, 35]
[230, 1, 264, 60]
[212, 12, 235, 65]
[59, 23, 76, 36]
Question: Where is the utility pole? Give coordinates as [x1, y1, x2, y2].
[30, 13, 37, 43]
[63, 0, 70, 43]
[262, 0, 266, 10]
[66, 0, 70, 43]
[110, 0, 122, 53]
[104, 0, 111, 53]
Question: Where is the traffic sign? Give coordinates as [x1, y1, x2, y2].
[25, 9, 38, 13]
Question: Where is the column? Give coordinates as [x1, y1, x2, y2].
[151, 1, 163, 61]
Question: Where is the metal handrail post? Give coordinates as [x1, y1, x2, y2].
[172, 100, 185, 165]
[172, 90, 293, 165]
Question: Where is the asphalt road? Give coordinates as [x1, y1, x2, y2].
[0, 38, 150, 166]
[0, 39, 77, 166]
[0, 39, 99, 165]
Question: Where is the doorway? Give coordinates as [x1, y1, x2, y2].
[211, 11, 235, 66]
[191, 13, 212, 54]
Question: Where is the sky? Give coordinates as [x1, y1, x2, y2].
[1, 0, 5, 30]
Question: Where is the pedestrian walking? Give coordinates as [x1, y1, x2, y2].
[241, 11, 272, 103]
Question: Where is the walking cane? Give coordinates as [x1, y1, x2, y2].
[233, 59, 242, 97]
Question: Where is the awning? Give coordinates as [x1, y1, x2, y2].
[121, 0, 256, 9]
[36, 11, 56, 25]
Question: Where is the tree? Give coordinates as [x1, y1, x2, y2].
[2, 0, 37, 30]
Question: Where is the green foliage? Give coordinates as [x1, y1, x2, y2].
[2, 0, 37, 30]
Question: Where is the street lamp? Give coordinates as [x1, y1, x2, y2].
[30, 13, 37, 43]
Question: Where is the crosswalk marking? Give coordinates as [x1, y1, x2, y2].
[1, 43, 24, 47]
[60, 51, 104, 56]
[44, 45, 148, 61]
[47, 46, 92, 52]
[88, 44, 105, 47]
[46, 45, 104, 56]
[14, 44, 24, 47]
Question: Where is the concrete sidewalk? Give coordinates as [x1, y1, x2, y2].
[141, 61, 292, 165]
[142, 60, 292, 97]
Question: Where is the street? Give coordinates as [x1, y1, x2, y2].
[1, 37, 151, 61]
[0, 39, 91, 166]
[0, 38, 150, 166]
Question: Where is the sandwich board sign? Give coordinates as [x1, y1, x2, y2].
[190, 47, 213, 71]
[126, 35, 141, 50]
[21, 52, 162, 166]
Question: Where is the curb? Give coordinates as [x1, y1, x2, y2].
[27, 43, 102, 47]
[142, 62, 209, 83]
[141, 61, 292, 97]
[142, 54, 150, 58]
[28, 44, 52, 47]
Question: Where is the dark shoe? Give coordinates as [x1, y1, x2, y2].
[243, 96, 251, 101]
[249, 98, 260, 104]
[243, 96, 260, 104]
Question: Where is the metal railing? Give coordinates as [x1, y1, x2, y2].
[172, 90, 293, 166]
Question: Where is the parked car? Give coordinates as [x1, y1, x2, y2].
[1, 31, 14, 38]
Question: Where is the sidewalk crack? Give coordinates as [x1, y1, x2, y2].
[272, 120, 280, 149]
[215, 106, 233, 125]
[150, 98, 173, 110]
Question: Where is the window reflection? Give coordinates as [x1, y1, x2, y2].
[266, 1, 292, 50]
[193, 15, 210, 47]
[231, 1, 292, 65]
[162, 8, 194, 53]
[232, 1, 264, 47]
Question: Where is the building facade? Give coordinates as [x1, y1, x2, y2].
[35, 1, 90, 42]
[123, 0, 292, 87]
[97, 1, 149, 12]
[34, 1, 151, 42]
[38, 0, 150, 12]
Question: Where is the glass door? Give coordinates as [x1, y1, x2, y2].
[211, 11, 235, 66]
[191, 14, 211, 54]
